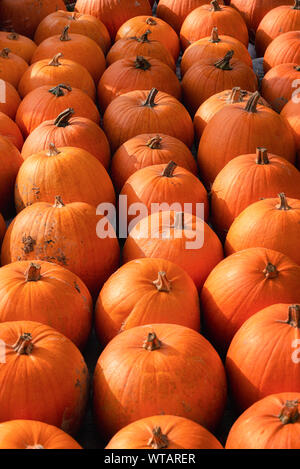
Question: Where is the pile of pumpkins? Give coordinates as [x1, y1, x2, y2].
[0, 0, 299, 450]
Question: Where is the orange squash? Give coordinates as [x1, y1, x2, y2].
[263, 31, 300, 72]
[156, 0, 210, 33]
[281, 99, 300, 159]
[0, 112, 23, 150]
[261, 63, 300, 112]
[0, 48, 28, 88]
[0, 136, 23, 217]
[0, 32, 37, 63]
[0, 81, 21, 119]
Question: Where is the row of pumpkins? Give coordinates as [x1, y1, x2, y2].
[0, 0, 299, 450]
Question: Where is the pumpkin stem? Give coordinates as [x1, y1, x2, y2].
[293, 0, 300, 9]
[143, 88, 158, 107]
[60, 25, 71, 41]
[26, 444, 45, 449]
[211, 0, 222, 11]
[7, 32, 19, 40]
[287, 305, 300, 328]
[210, 27, 220, 43]
[279, 400, 300, 424]
[153, 271, 172, 292]
[54, 196, 65, 208]
[173, 212, 185, 230]
[276, 193, 291, 211]
[48, 84, 72, 97]
[146, 18, 157, 26]
[47, 143, 61, 157]
[244, 91, 261, 113]
[214, 50, 234, 70]
[294, 65, 300, 71]
[255, 147, 269, 165]
[0, 48, 10, 58]
[135, 56, 151, 71]
[162, 161, 177, 177]
[48, 53, 63, 66]
[263, 262, 278, 279]
[226, 87, 244, 103]
[148, 427, 169, 449]
[137, 30, 152, 42]
[12, 333, 33, 355]
[143, 332, 162, 351]
[25, 263, 41, 282]
[147, 135, 162, 149]
[54, 108, 74, 127]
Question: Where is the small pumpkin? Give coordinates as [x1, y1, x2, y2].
[0, 136, 23, 217]
[261, 63, 300, 112]
[0, 111, 23, 150]
[0, 32, 37, 63]
[0, 81, 21, 119]
[156, 0, 210, 33]
[263, 31, 300, 72]
[0, 48, 28, 88]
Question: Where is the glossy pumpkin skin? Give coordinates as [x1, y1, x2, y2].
[18, 55, 96, 100]
[201, 247, 300, 354]
[226, 393, 300, 449]
[0, 420, 82, 449]
[111, 133, 198, 193]
[182, 53, 258, 115]
[106, 414, 223, 449]
[115, 16, 180, 61]
[105, 32, 176, 71]
[103, 89, 194, 152]
[156, 0, 210, 33]
[0, 260, 92, 350]
[0, 320, 88, 434]
[181, 30, 253, 77]
[31, 28, 106, 84]
[197, 93, 296, 187]
[261, 63, 300, 113]
[226, 304, 300, 412]
[21, 112, 111, 169]
[1, 199, 120, 298]
[123, 211, 224, 291]
[0, 0, 66, 38]
[281, 99, 300, 158]
[0, 136, 23, 218]
[15, 84, 100, 137]
[75, 0, 152, 39]
[97, 56, 181, 112]
[0, 112, 23, 150]
[180, 2, 249, 51]
[210, 149, 300, 237]
[0, 81, 21, 119]
[263, 31, 300, 72]
[34, 10, 111, 54]
[93, 323, 227, 437]
[95, 258, 201, 346]
[255, 1, 300, 57]
[120, 162, 209, 226]
[0, 48, 28, 89]
[0, 32, 37, 63]
[225, 195, 300, 265]
[15, 145, 115, 212]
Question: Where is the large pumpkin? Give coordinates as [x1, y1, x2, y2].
[0, 112, 23, 150]
[225, 193, 300, 265]
[197, 92, 296, 187]
[0, 81, 21, 120]
[106, 415, 223, 449]
[97, 55, 181, 112]
[261, 63, 300, 112]
[15, 144, 115, 212]
[226, 393, 300, 449]
[95, 257, 201, 346]
[0, 32, 37, 63]
[0, 260, 92, 349]
[0, 48, 28, 88]
[263, 31, 300, 72]
[122, 211, 224, 290]
[93, 323, 227, 437]
[75, 0, 152, 39]
[103, 88, 194, 152]
[111, 133, 198, 193]
[180, 0, 249, 51]
[201, 247, 300, 354]
[226, 304, 300, 412]
[210, 148, 300, 237]
[20, 109, 111, 169]
[15, 84, 100, 137]
[1, 197, 120, 298]
[0, 0, 66, 38]
[0, 136, 23, 217]
[0, 419, 82, 449]
[156, 0, 210, 33]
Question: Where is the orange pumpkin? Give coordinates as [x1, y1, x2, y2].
[1, 197, 120, 298]
[111, 133, 198, 193]
[0, 260, 92, 349]
[18, 53, 96, 100]
[0, 81, 21, 119]
[0, 48, 28, 88]
[261, 63, 300, 112]
[123, 211, 224, 290]
[156, 0, 210, 33]
[95, 257, 201, 346]
[93, 323, 227, 437]
[15, 84, 100, 137]
[21, 109, 111, 169]
[106, 415, 223, 449]
[225, 193, 300, 265]
[226, 304, 300, 412]
[201, 247, 300, 354]
[0, 32, 37, 63]
[0, 320, 88, 434]
[0, 112, 23, 150]
[263, 31, 300, 72]
[281, 99, 300, 159]
[226, 393, 300, 449]
[97, 55, 181, 112]
[0, 136, 23, 217]
[103, 88, 194, 152]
